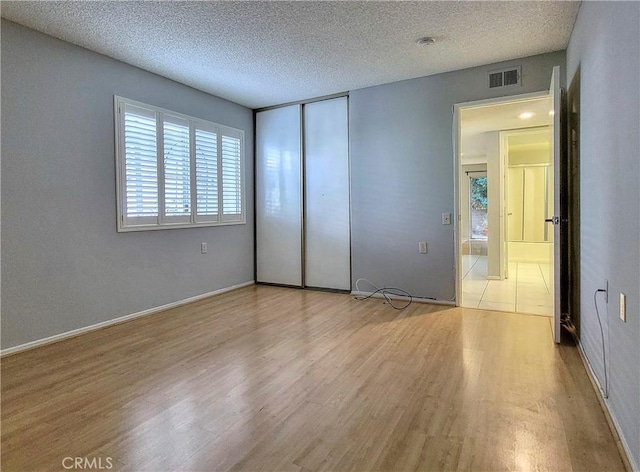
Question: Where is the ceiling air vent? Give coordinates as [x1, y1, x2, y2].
[488, 66, 521, 89]
[489, 72, 503, 88]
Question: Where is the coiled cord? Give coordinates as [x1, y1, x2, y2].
[354, 278, 413, 310]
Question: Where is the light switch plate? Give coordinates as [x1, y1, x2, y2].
[442, 213, 451, 225]
[419, 242, 427, 254]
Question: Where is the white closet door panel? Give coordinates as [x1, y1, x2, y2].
[304, 97, 350, 290]
[256, 105, 302, 286]
[523, 166, 546, 242]
[508, 167, 524, 241]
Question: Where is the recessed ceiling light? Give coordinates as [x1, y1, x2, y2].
[519, 112, 535, 120]
[416, 37, 436, 46]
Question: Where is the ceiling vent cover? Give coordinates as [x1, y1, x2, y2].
[488, 66, 521, 89]
[489, 72, 503, 88]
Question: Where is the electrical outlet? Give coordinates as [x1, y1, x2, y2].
[442, 213, 452, 225]
[201, 242, 207, 254]
[620, 293, 626, 322]
[419, 242, 427, 254]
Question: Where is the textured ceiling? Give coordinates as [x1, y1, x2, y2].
[1, 1, 580, 109]
[461, 97, 551, 160]
[462, 98, 551, 137]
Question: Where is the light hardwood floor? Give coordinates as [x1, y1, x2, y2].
[1, 285, 626, 471]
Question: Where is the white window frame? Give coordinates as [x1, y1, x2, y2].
[114, 96, 245, 232]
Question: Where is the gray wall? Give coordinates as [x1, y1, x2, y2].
[1, 21, 255, 349]
[566, 2, 640, 468]
[349, 51, 565, 299]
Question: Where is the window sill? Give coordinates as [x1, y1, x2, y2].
[117, 219, 246, 233]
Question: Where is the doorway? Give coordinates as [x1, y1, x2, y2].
[502, 127, 553, 315]
[455, 93, 555, 316]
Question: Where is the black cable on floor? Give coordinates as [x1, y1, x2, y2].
[592, 288, 609, 399]
[354, 278, 413, 310]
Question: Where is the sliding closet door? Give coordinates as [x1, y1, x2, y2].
[256, 105, 302, 286]
[304, 98, 350, 290]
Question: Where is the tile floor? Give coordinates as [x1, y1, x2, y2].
[461, 255, 553, 316]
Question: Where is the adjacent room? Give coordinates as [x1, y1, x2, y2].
[459, 98, 554, 316]
[1, 1, 638, 471]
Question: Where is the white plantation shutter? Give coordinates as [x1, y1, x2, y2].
[221, 132, 243, 221]
[115, 97, 244, 231]
[123, 104, 158, 224]
[195, 127, 218, 222]
[163, 115, 191, 222]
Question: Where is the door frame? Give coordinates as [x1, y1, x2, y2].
[453, 91, 548, 307]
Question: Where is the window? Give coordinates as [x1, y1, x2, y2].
[469, 176, 488, 240]
[115, 96, 245, 231]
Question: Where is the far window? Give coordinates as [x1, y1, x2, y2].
[114, 96, 244, 231]
[470, 176, 488, 239]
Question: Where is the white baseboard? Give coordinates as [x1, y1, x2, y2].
[575, 338, 638, 472]
[350, 291, 456, 307]
[1, 281, 255, 357]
